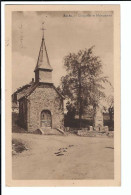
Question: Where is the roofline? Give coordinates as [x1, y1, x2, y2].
[12, 84, 31, 95]
[34, 68, 53, 72]
[18, 96, 25, 101]
[18, 82, 65, 101]
[53, 84, 65, 99]
[18, 82, 39, 101]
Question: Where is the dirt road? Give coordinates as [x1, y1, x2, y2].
[12, 133, 114, 180]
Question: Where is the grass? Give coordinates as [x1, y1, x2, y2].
[12, 138, 28, 154]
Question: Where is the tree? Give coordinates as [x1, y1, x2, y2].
[58, 46, 111, 129]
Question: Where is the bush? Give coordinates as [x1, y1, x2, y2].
[64, 117, 93, 129]
[12, 139, 27, 154]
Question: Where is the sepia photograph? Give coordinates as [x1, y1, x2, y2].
[5, 4, 120, 186]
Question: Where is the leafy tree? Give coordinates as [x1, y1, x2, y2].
[58, 46, 111, 128]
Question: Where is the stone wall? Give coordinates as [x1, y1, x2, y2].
[27, 84, 64, 132]
[19, 98, 27, 129]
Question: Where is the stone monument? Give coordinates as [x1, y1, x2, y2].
[94, 106, 104, 131]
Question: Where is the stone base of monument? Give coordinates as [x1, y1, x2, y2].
[77, 130, 88, 136]
[65, 127, 70, 132]
[104, 126, 109, 132]
[95, 125, 104, 132]
[77, 129, 113, 137]
[89, 126, 93, 131]
[76, 125, 113, 137]
[94, 125, 109, 133]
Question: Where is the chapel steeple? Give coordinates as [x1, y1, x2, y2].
[34, 23, 53, 83]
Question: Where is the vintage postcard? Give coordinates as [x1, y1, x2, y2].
[5, 4, 120, 186]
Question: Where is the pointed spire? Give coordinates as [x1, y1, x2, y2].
[34, 23, 52, 72]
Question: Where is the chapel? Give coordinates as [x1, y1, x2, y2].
[18, 29, 64, 132]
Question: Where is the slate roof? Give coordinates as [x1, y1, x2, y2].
[18, 82, 65, 100]
[34, 37, 52, 72]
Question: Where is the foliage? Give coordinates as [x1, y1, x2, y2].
[58, 46, 112, 127]
[66, 101, 76, 119]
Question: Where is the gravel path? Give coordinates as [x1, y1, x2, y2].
[12, 133, 114, 180]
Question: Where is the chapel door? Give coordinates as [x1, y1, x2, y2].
[41, 110, 52, 128]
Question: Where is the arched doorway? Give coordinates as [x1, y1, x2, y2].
[40, 110, 52, 128]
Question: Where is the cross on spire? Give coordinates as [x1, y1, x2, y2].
[41, 22, 46, 39]
[34, 22, 52, 73]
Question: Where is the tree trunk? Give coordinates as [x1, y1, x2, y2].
[109, 107, 113, 123]
[78, 64, 82, 129]
[93, 104, 96, 129]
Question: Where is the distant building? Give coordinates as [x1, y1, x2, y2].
[13, 30, 64, 132]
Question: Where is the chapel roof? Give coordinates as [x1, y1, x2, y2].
[34, 30, 52, 72]
[18, 83, 65, 100]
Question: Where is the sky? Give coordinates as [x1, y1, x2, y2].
[12, 11, 114, 100]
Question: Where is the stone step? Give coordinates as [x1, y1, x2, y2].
[39, 128, 63, 135]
